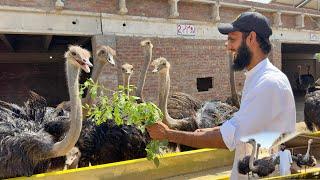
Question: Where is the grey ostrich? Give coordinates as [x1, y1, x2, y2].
[0, 45, 91, 178]
[56, 45, 116, 115]
[292, 139, 317, 172]
[304, 79, 320, 131]
[247, 139, 276, 177]
[238, 142, 261, 177]
[151, 57, 198, 131]
[296, 65, 314, 93]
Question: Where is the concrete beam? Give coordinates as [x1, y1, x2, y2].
[0, 35, 14, 52]
[43, 35, 53, 51]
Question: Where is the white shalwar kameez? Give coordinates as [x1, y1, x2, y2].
[220, 58, 296, 180]
[276, 149, 293, 176]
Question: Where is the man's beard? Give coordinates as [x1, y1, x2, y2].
[281, 147, 285, 151]
[232, 41, 252, 71]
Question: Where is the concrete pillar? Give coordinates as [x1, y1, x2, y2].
[273, 11, 283, 28]
[211, 3, 220, 23]
[270, 40, 282, 69]
[119, 0, 128, 15]
[91, 35, 120, 94]
[169, 0, 179, 18]
[295, 13, 305, 29]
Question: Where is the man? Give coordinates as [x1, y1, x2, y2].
[274, 143, 293, 176]
[147, 12, 296, 179]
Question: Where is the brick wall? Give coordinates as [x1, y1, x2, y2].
[112, 36, 246, 104]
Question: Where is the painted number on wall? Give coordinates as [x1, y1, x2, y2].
[177, 24, 196, 36]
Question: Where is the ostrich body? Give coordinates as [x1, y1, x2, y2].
[304, 86, 320, 131]
[292, 139, 317, 172]
[76, 62, 148, 167]
[296, 65, 314, 93]
[238, 143, 261, 176]
[152, 57, 198, 131]
[0, 45, 91, 178]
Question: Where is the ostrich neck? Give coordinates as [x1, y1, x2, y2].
[84, 59, 106, 105]
[136, 48, 152, 101]
[305, 142, 312, 158]
[228, 52, 239, 108]
[298, 68, 302, 84]
[123, 74, 131, 96]
[49, 61, 82, 158]
[158, 68, 180, 128]
[249, 141, 258, 172]
[256, 145, 260, 160]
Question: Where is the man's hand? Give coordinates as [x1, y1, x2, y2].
[146, 121, 170, 140]
[194, 127, 216, 133]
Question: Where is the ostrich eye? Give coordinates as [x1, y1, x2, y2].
[71, 52, 76, 56]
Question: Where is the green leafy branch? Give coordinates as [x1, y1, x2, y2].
[80, 78, 167, 166]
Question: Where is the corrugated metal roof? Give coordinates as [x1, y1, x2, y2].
[271, 0, 320, 10]
[272, 132, 320, 149]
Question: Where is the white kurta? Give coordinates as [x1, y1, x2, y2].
[276, 150, 293, 176]
[220, 58, 296, 180]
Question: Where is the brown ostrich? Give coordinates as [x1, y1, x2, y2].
[0, 45, 91, 178]
[135, 39, 153, 103]
[121, 63, 134, 96]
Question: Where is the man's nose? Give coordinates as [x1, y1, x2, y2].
[224, 41, 231, 50]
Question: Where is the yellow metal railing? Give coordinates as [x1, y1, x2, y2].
[11, 148, 234, 180]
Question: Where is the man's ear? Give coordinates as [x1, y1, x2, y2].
[246, 31, 256, 47]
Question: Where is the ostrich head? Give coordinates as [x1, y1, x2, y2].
[96, 45, 116, 66]
[308, 139, 313, 144]
[247, 138, 256, 145]
[64, 45, 92, 73]
[140, 39, 153, 51]
[121, 63, 133, 75]
[151, 57, 170, 73]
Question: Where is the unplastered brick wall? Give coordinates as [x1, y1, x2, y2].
[108, 36, 246, 104]
[2, 0, 320, 30]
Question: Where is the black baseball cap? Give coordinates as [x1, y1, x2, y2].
[218, 12, 272, 38]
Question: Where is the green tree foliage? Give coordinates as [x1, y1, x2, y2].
[80, 78, 168, 166]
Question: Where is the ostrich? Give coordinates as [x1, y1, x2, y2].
[151, 57, 198, 131]
[137, 39, 201, 119]
[56, 45, 116, 115]
[75, 62, 148, 168]
[135, 39, 153, 103]
[304, 79, 320, 131]
[238, 142, 261, 177]
[292, 139, 317, 172]
[0, 45, 91, 178]
[225, 50, 240, 108]
[296, 65, 314, 93]
[121, 63, 134, 96]
[247, 139, 276, 177]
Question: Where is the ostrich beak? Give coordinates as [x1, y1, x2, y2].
[81, 58, 93, 73]
[107, 53, 115, 66]
[152, 68, 158, 73]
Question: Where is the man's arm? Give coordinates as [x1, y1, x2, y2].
[146, 122, 227, 149]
